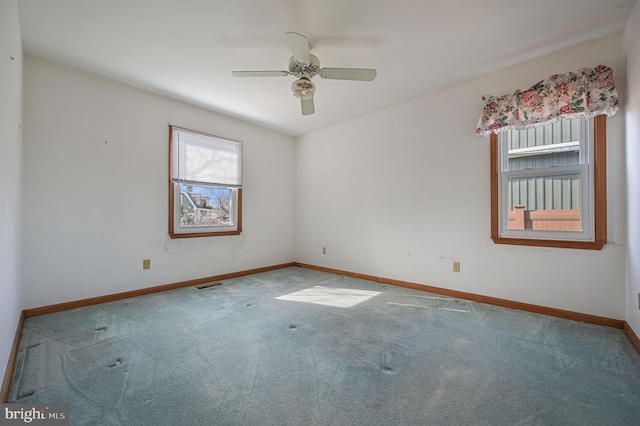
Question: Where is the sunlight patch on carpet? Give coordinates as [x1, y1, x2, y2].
[276, 286, 380, 308]
[388, 302, 470, 313]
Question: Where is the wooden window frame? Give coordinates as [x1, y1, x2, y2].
[490, 115, 607, 250]
[169, 126, 243, 239]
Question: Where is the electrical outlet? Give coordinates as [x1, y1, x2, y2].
[452, 261, 461, 272]
[143, 259, 151, 270]
[322, 246, 327, 255]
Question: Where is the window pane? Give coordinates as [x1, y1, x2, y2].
[179, 185, 234, 227]
[506, 171, 581, 232]
[506, 119, 581, 171]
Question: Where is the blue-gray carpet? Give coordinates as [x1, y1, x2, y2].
[7, 267, 640, 425]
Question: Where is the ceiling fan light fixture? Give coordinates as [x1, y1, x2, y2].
[291, 77, 315, 100]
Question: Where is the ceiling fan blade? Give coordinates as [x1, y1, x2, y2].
[232, 70, 290, 77]
[301, 98, 315, 115]
[319, 68, 377, 81]
[286, 32, 311, 65]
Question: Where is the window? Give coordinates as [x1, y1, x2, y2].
[490, 115, 607, 249]
[169, 126, 242, 238]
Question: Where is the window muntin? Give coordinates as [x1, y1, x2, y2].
[169, 126, 242, 238]
[491, 115, 606, 250]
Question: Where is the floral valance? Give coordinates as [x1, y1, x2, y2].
[476, 65, 619, 137]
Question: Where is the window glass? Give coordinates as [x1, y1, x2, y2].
[179, 185, 234, 227]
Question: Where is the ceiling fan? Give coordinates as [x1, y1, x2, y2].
[231, 32, 377, 116]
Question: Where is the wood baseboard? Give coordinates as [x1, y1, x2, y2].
[624, 322, 640, 354]
[295, 262, 625, 330]
[1, 311, 25, 403]
[24, 262, 296, 318]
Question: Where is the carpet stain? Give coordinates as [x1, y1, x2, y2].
[17, 391, 34, 399]
[108, 357, 123, 368]
[381, 350, 395, 374]
[195, 282, 223, 289]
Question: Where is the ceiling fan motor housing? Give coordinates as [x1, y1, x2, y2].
[289, 54, 320, 77]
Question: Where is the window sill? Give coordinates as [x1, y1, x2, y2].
[491, 236, 605, 250]
[169, 229, 242, 239]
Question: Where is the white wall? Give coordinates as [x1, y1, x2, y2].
[0, 0, 23, 386]
[17, 20, 636, 327]
[295, 34, 627, 320]
[625, 2, 640, 334]
[22, 56, 295, 309]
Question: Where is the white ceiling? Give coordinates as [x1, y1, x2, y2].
[17, 0, 637, 136]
